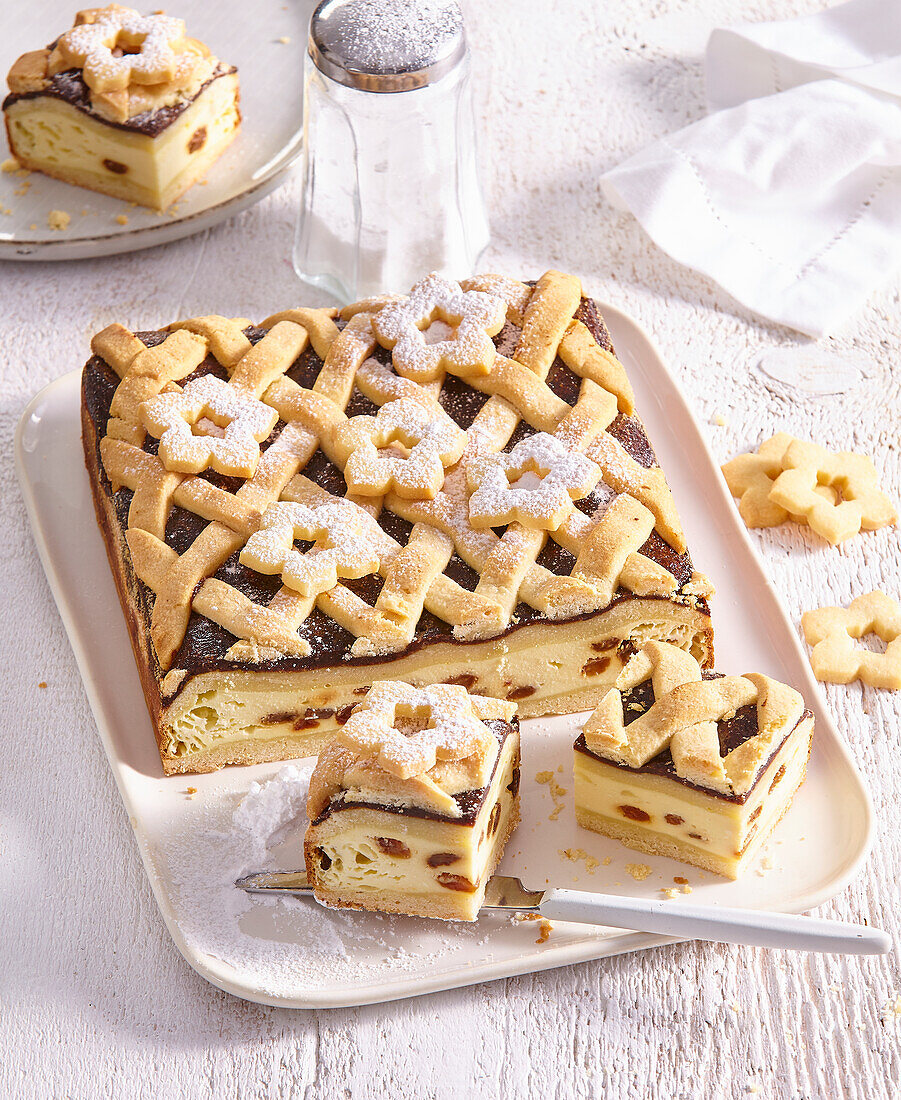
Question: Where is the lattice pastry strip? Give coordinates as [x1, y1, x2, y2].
[582, 642, 804, 795]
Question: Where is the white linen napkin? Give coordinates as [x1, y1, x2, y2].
[600, 0, 901, 336]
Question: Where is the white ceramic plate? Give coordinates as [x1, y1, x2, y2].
[16, 304, 874, 1008]
[0, 0, 315, 260]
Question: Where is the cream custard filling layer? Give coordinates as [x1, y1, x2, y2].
[574, 717, 813, 878]
[305, 733, 520, 921]
[5, 71, 239, 208]
[160, 599, 712, 773]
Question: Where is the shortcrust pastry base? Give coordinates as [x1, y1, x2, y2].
[574, 716, 812, 879]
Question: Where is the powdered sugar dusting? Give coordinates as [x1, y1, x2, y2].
[142, 375, 277, 476]
[342, 681, 497, 779]
[343, 397, 466, 496]
[240, 499, 382, 597]
[469, 432, 601, 530]
[373, 272, 507, 383]
[62, 9, 186, 91]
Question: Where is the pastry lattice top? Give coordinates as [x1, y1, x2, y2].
[7, 5, 223, 124]
[91, 269, 708, 679]
[306, 681, 516, 819]
[581, 641, 805, 796]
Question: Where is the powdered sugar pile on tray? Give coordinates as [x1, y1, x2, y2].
[157, 760, 505, 1000]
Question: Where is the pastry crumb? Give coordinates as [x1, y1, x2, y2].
[674, 876, 688, 884]
[29, 222, 37, 230]
[115, 213, 129, 225]
[38, 681, 47, 689]
[1, 157, 20, 173]
[661, 887, 678, 899]
[15, 179, 32, 196]
[881, 994, 901, 1024]
[625, 862, 652, 882]
[277, 35, 291, 44]
[535, 918, 553, 944]
[47, 209, 71, 230]
[186, 786, 197, 794]
[559, 847, 600, 873]
[602, 856, 611, 866]
[680, 884, 692, 894]
[713, 413, 727, 427]
[535, 770, 554, 785]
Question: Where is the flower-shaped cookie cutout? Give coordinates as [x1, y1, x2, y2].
[141, 376, 278, 478]
[768, 439, 896, 545]
[240, 500, 380, 598]
[468, 432, 601, 530]
[372, 272, 507, 383]
[52, 7, 187, 92]
[802, 591, 901, 689]
[340, 682, 498, 782]
[336, 398, 467, 500]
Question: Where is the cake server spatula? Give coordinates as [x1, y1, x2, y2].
[235, 870, 889, 955]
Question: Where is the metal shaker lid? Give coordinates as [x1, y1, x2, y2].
[308, 0, 466, 92]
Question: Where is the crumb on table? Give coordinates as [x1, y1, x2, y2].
[38, 681, 47, 689]
[625, 862, 652, 882]
[1, 157, 20, 173]
[277, 35, 291, 44]
[115, 214, 129, 226]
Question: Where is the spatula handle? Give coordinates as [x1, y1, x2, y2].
[538, 889, 890, 955]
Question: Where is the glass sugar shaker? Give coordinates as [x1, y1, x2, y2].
[293, 0, 490, 303]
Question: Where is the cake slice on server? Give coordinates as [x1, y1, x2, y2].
[3, 5, 240, 209]
[573, 642, 813, 878]
[304, 682, 521, 921]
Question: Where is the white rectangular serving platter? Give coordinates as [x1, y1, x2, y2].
[16, 303, 874, 1009]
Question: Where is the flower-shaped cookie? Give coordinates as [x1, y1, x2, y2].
[141, 376, 278, 478]
[336, 398, 467, 499]
[468, 432, 601, 530]
[802, 591, 901, 689]
[768, 440, 897, 545]
[51, 7, 187, 92]
[372, 272, 507, 383]
[240, 500, 381, 597]
[721, 432, 831, 528]
[340, 682, 498, 782]
[723, 434, 896, 543]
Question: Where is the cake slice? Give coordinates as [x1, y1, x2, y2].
[304, 682, 520, 920]
[3, 5, 239, 209]
[573, 642, 813, 878]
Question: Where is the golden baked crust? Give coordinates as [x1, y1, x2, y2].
[81, 270, 714, 773]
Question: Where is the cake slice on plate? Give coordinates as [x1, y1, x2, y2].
[304, 682, 520, 921]
[3, 5, 240, 209]
[573, 642, 813, 878]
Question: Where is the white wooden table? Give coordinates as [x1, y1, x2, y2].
[2, 2, 899, 1096]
